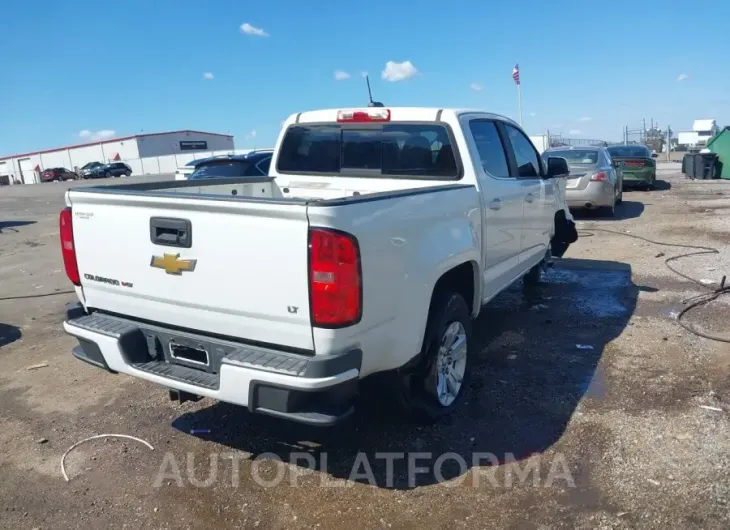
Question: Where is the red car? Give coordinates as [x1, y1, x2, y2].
[41, 167, 78, 182]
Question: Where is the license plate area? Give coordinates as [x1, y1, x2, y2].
[170, 341, 209, 367]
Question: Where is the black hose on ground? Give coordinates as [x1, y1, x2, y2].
[576, 227, 730, 343]
[0, 290, 75, 301]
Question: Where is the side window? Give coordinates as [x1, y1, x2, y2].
[504, 124, 542, 178]
[468, 120, 510, 178]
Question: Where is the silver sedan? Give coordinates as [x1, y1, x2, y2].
[543, 146, 623, 217]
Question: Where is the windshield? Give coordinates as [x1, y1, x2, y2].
[189, 160, 261, 179]
[276, 123, 459, 179]
[546, 150, 599, 164]
[608, 145, 650, 158]
[81, 162, 100, 169]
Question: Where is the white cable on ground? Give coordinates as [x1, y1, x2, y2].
[61, 434, 154, 482]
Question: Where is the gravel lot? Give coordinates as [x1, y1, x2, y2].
[1, 172, 729, 529]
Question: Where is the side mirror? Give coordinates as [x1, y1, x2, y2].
[651, 152, 658, 158]
[546, 156, 569, 178]
[612, 160, 622, 168]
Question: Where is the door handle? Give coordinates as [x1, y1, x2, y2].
[150, 217, 192, 248]
[488, 198, 502, 210]
[525, 193, 535, 203]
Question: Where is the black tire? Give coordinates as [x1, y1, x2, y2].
[647, 173, 656, 190]
[105, 171, 112, 178]
[396, 291, 473, 421]
[616, 186, 623, 204]
[124, 171, 131, 177]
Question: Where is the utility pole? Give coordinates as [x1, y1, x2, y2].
[643, 118, 647, 143]
[667, 126, 672, 162]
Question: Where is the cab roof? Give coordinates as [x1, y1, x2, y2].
[289, 107, 517, 126]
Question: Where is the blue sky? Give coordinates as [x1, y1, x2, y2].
[2, 0, 729, 156]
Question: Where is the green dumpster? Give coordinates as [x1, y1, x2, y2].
[707, 126, 730, 179]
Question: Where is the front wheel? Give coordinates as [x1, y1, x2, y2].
[396, 291, 472, 421]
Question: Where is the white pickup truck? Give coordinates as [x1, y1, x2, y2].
[61, 107, 576, 425]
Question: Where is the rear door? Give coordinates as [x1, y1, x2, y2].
[68, 191, 315, 350]
[464, 118, 524, 301]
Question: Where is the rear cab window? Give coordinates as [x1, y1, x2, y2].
[276, 123, 461, 179]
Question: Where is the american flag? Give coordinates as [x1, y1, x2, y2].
[512, 64, 520, 85]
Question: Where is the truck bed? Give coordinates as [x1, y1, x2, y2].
[73, 176, 453, 204]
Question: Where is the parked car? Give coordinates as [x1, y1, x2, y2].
[86, 162, 132, 179]
[174, 151, 273, 180]
[607, 145, 656, 189]
[543, 146, 623, 217]
[41, 167, 78, 182]
[61, 106, 576, 425]
[188, 151, 273, 180]
[79, 161, 104, 179]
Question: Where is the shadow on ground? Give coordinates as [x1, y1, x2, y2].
[0, 220, 36, 233]
[573, 200, 644, 221]
[0, 324, 22, 347]
[623, 179, 672, 192]
[173, 258, 638, 489]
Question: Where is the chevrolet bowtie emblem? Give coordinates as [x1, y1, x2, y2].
[150, 253, 197, 275]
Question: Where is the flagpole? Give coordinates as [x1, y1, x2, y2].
[517, 83, 523, 127]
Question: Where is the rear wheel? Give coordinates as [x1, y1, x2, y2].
[396, 291, 472, 421]
[647, 172, 656, 190]
[616, 185, 623, 204]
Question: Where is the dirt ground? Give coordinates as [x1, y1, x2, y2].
[1, 172, 729, 529]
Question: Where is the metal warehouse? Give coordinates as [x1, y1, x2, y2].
[0, 130, 235, 185]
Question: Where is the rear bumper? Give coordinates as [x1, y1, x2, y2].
[63, 304, 360, 426]
[566, 181, 615, 208]
[622, 171, 654, 184]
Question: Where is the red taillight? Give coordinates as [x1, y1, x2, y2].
[336, 109, 391, 123]
[590, 171, 608, 182]
[308, 228, 361, 328]
[59, 207, 80, 285]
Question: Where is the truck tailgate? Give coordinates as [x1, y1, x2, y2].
[68, 192, 314, 351]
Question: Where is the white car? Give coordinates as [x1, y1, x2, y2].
[61, 107, 576, 425]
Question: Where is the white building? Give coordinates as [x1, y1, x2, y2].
[0, 130, 234, 184]
[677, 119, 719, 149]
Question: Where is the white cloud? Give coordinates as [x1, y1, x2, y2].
[578, 116, 592, 122]
[677, 73, 688, 82]
[79, 129, 115, 141]
[203, 72, 214, 80]
[470, 82, 483, 91]
[381, 60, 418, 82]
[240, 23, 268, 37]
[334, 70, 351, 81]
[245, 129, 257, 140]
[552, 124, 563, 129]
[529, 112, 537, 117]
[568, 129, 582, 136]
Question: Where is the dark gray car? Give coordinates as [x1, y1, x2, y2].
[543, 146, 623, 217]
